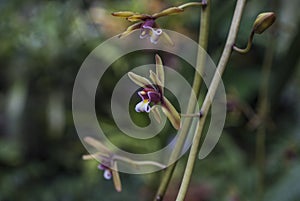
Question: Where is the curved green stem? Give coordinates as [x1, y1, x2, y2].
[175, 1, 247, 200]
[153, 1, 210, 200]
[178, 1, 207, 9]
[112, 155, 166, 169]
[233, 30, 254, 53]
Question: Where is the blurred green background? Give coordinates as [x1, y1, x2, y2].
[0, 0, 300, 200]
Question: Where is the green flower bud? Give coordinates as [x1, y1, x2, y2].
[253, 12, 276, 34]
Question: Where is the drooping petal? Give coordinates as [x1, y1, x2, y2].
[128, 72, 155, 89]
[155, 54, 164, 88]
[161, 31, 174, 46]
[161, 97, 181, 130]
[112, 161, 122, 192]
[150, 105, 162, 124]
[135, 100, 151, 113]
[112, 11, 137, 18]
[127, 14, 151, 22]
[152, 7, 184, 19]
[119, 22, 143, 38]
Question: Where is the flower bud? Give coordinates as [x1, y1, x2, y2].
[253, 12, 276, 34]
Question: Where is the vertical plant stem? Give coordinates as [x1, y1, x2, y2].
[153, 1, 210, 200]
[175, 1, 247, 200]
[256, 36, 274, 201]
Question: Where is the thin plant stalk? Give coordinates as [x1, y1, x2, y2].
[175, 0, 247, 200]
[256, 36, 274, 201]
[153, 1, 210, 200]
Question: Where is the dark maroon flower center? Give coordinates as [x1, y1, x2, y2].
[138, 87, 162, 104]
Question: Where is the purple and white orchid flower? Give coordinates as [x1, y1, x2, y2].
[128, 54, 181, 130]
[112, 2, 206, 45]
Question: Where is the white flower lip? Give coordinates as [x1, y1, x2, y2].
[140, 26, 163, 44]
[104, 169, 112, 180]
[135, 100, 151, 113]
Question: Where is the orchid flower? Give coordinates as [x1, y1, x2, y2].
[82, 137, 122, 192]
[112, 2, 206, 45]
[82, 137, 166, 192]
[128, 54, 181, 130]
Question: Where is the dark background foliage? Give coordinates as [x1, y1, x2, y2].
[0, 0, 299, 200]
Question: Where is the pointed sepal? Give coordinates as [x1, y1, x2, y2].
[128, 72, 155, 89]
[152, 7, 184, 19]
[162, 97, 181, 130]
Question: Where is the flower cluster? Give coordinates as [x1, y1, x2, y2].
[112, 2, 206, 44]
[128, 54, 181, 130]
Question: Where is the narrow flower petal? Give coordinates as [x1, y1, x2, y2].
[128, 72, 154, 88]
[135, 100, 151, 113]
[161, 32, 174, 46]
[155, 54, 164, 88]
[152, 7, 184, 19]
[119, 30, 136, 39]
[111, 161, 122, 192]
[151, 105, 162, 124]
[119, 22, 143, 38]
[112, 11, 137, 18]
[112, 161, 122, 192]
[103, 169, 112, 180]
[162, 97, 181, 130]
[84, 137, 110, 154]
[149, 70, 163, 94]
[127, 14, 150, 22]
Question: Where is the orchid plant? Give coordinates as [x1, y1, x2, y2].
[83, 1, 276, 201]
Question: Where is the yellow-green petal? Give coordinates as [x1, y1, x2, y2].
[111, 11, 136, 18]
[152, 7, 184, 18]
[161, 32, 174, 46]
[112, 161, 122, 192]
[118, 22, 142, 38]
[127, 14, 150, 22]
[84, 137, 110, 154]
[128, 72, 154, 88]
[155, 54, 164, 87]
[151, 105, 162, 124]
[162, 97, 181, 130]
[149, 70, 163, 93]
